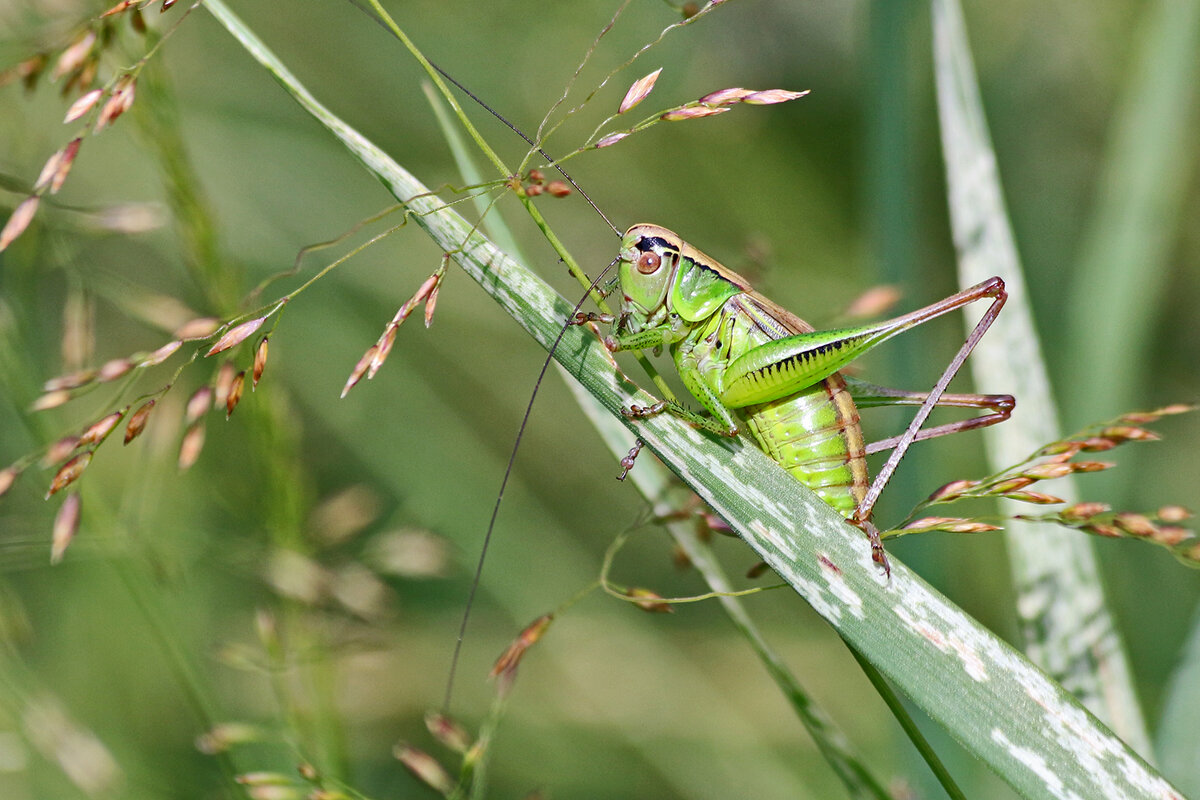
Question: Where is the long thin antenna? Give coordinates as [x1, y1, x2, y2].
[347, 0, 621, 237]
[443, 258, 619, 711]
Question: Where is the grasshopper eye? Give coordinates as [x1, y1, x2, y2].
[636, 251, 662, 274]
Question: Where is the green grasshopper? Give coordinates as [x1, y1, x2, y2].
[572, 223, 1013, 571]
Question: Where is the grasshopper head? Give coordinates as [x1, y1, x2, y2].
[617, 224, 682, 332]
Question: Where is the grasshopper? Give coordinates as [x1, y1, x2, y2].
[573, 224, 1013, 571]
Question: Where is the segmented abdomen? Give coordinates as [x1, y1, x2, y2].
[740, 374, 868, 516]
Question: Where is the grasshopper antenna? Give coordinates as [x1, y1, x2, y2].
[443, 256, 620, 711]
[346, 0, 622, 237]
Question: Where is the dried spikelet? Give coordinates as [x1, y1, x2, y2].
[49, 138, 81, 194]
[1158, 505, 1192, 523]
[96, 357, 133, 383]
[545, 180, 571, 197]
[1002, 490, 1064, 505]
[926, 479, 978, 503]
[988, 476, 1033, 494]
[843, 285, 902, 320]
[490, 613, 553, 682]
[213, 362, 236, 408]
[741, 88, 810, 105]
[527, 168, 544, 184]
[595, 132, 630, 148]
[1021, 462, 1075, 480]
[1114, 513, 1157, 537]
[341, 345, 376, 398]
[34, 149, 65, 192]
[393, 745, 454, 796]
[698, 87, 755, 106]
[225, 372, 245, 418]
[0, 196, 40, 252]
[619, 68, 662, 114]
[95, 75, 135, 132]
[195, 722, 262, 754]
[1155, 526, 1194, 547]
[1076, 436, 1116, 451]
[1060, 502, 1110, 522]
[234, 772, 292, 787]
[660, 105, 730, 121]
[142, 340, 182, 367]
[78, 410, 124, 446]
[1072, 460, 1114, 473]
[252, 337, 268, 388]
[178, 423, 205, 470]
[124, 399, 155, 444]
[0, 465, 20, 498]
[43, 436, 80, 466]
[64, 89, 102, 122]
[626, 588, 673, 613]
[185, 386, 213, 425]
[523, 183, 544, 197]
[424, 712, 472, 754]
[1084, 522, 1122, 538]
[47, 452, 91, 497]
[175, 317, 221, 341]
[206, 316, 266, 356]
[43, 370, 96, 392]
[32, 389, 72, 411]
[100, 0, 136, 17]
[1099, 425, 1158, 443]
[367, 325, 397, 379]
[902, 516, 1002, 534]
[51, 493, 82, 564]
[53, 31, 96, 80]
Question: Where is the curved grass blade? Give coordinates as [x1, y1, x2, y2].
[932, 0, 1153, 757]
[204, 2, 1181, 796]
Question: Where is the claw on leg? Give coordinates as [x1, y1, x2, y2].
[617, 438, 645, 481]
[851, 513, 891, 578]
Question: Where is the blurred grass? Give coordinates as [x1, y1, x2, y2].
[0, 1, 1197, 798]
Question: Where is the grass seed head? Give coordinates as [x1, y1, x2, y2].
[43, 436, 80, 466]
[51, 493, 81, 564]
[394, 745, 454, 796]
[176, 317, 221, 340]
[1158, 505, 1192, 523]
[1060, 502, 1110, 522]
[47, 452, 91, 497]
[253, 337, 268, 388]
[661, 105, 730, 121]
[424, 712, 472, 754]
[0, 465, 21, 498]
[207, 316, 266, 357]
[1113, 513, 1157, 537]
[595, 132, 629, 148]
[619, 67, 662, 114]
[490, 613, 554, 684]
[78, 410, 124, 446]
[741, 88, 809, 105]
[0, 196, 40, 252]
[95, 75, 135, 132]
[341, 345, 376, 398]
[225, 371, 245, 418]
[96, 357, 132, 382]
[186, 386, 213, 425]
[178, 422, 205, 470]
[214, 362, 237, 408]
[698, 87, 754, 106]
[32, 389, 72, 411]
[546, 180, 571, 197]
[626, 588, 673, 613]
[124, 399, 155, 444]
[53, 30, 96, 80]
[142, 340, 182, 367]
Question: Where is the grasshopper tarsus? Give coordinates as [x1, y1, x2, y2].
[622, 401, 669, 420]
[570, 311, 615, 326]
[616, 438, 646, 481]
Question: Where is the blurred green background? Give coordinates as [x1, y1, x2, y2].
[0, 0, 1197, 797]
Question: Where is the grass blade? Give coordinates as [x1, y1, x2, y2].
[932, 0, 1152, 756]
